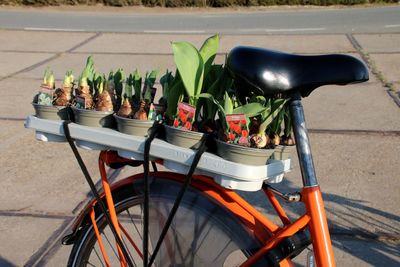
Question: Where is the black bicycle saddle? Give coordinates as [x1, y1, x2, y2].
[226, 46, 369, 98]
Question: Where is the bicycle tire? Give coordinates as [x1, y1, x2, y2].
[67, 173, 270, 267]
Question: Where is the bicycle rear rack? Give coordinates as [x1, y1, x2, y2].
[24, 115, 291, 192]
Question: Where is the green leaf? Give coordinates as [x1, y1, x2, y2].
[81, 56, 95, 84]
[132, 69, 142, 101]
[165, 78, 184, 119]
[223, 91, 234, 115]
[260, 99, 287, 133]
[172, 42, 204, 99]
[145, 69, 160, 88]
[250, 95, 267, 106]
[114, 68, 125, 97]
[160, 70, 173, 99]
[125, 73, 133, 98]
[199, 34, 219, 77]
[233, 102, 266, 118]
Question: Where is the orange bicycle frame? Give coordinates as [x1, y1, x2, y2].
[85, 92, 335, 266]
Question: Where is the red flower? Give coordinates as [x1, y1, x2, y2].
[240, 119, 247, 124]
[234, 124, 241, 134]
[184, 121, 192, 130]
[229, 122, 235, 130]
[181, 115, 187, 123]
[241, 130, 248, 138]
[228, 132, 235, 141]
[173, 119, 179, 128]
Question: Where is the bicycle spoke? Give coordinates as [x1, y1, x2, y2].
[127, 209, 143, 241]
[121, 235, 136, 267]
[90, 246, 103, 267]
[103, 230, 121, 261]
[69, 177, 266, 267]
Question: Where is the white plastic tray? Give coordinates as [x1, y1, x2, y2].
[24, 116, 291, 191]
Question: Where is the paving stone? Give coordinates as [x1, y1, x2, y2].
[369, 53, 400, 83]
[353, 33, 400, 53]
[303, 82, 400, 131]
[15, 52, 226, 80]
[73, 33, 355, 54]
[0, 216, 64, 266]
[0, 30, 96, 53]
[0, 51, 54, 77]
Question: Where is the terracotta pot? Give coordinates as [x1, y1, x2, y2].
[72, 106, 115, 128]
[114, 114, 154, 137]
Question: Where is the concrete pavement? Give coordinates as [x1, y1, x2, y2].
[0, 27, 399, 266]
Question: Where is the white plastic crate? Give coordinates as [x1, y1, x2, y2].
[25, 116, 291, 191]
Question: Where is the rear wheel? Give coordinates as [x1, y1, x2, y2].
[68, 174, 269, 267]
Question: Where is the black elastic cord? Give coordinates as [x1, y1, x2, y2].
[148, 134, 210, 266]
[142, 121, 163, 267]
[62, 121, 134, 267]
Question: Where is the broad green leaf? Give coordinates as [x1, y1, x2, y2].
[260, 99, 287, 133]
[250, 95, 267, 106]
[233, 102, 266, 118]
[172, 42, 204, 98]
[195, 93, 225, 116]
[199, 34, 219, 76]
[283, 107, 292, 136]
[166, 79, 184, 119]
[224, 91, 234, 115]
[202, 64, 223, 92]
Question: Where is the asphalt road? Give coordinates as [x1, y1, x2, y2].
[0, 5, 399, 34]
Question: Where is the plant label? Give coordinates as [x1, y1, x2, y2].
[173, 102, 196, 130]
[75, 95, 86, 109]
[226, 114, 249, 145]
[39, 85, 54, 99]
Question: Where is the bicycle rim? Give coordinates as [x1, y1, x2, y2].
[68, 175, 268, 267]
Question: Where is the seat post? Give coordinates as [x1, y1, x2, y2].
[289, 92, 318, 187]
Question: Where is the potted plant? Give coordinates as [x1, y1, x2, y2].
[114, 69, 163, 137]
[268, 102, 296, 160]
[32, 68, 74, 120]
[203, 91, 289, 165]
[164, 34, 221, 149]
[72, 56, 121, 128]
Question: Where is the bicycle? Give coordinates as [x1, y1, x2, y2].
[26, 46, 369, 267]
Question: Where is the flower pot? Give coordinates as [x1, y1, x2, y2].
[272, 145, 294, 160]
[114, 114, 154, 137]
[164, 124, 206, 149]
[216, 139, 275, 166]
[32, 103, 71, 121]
[72, 106, 116, 128]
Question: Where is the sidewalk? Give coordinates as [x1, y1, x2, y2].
[0, 29, 399, 266]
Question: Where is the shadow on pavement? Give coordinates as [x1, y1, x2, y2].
[0, 256, 17, 267]
[240, 178, 400, 266]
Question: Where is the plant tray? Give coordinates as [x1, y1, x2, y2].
[24, 116, 292, 192]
